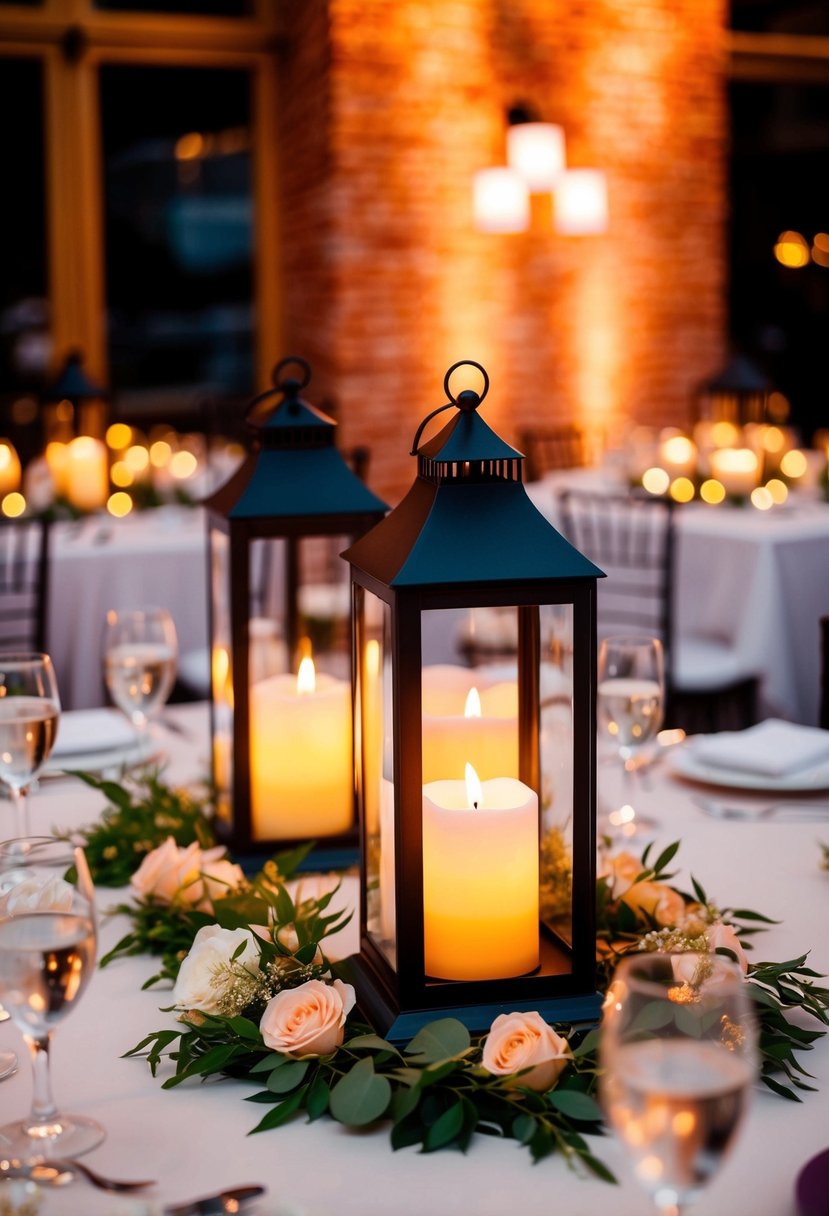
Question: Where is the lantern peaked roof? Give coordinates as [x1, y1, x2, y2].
[344, 364, 603, 588]
[701, 355, 771, 395]
[205, 357, 388, 521]
[44, 350, 106, 401]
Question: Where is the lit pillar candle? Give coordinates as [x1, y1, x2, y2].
[421, 664, 518, 783]
[362, 639, 383, 837]
[66, 436, 109, 511]
[423, 764, 539, 981]
[45, 441, 69, 498]
[0, 440, 21, 496]
[708, 448, 760, 497]
[250, 652, 352, 839]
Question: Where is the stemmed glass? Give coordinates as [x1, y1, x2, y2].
[0, 653, 61, 838]
[600, 951, 757, 1216]
[597, 635, 664, 837]
[102, 607, 178, 741]
[0, 836, 104, 1158]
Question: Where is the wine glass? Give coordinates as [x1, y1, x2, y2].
[597, 635, 664, 837]
[0, 836, 104, 1158]
[600, 951, 757, 1216]
[0, 653, 61, 838]
[102, 607, 178, 739]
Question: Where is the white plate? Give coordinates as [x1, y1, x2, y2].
[671, 745, 829, 792]
[52, 708, 138, 758]
[43, 732, 158, 778]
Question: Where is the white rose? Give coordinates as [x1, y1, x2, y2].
[0, 873, 75, 916]
[259, 979, 356, 1057]
[481, 1011, 570, 1092]
[173, 924, 261, 1014]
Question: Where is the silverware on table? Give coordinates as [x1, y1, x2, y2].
[694, 795, 829, 822]
[162, 1184, 267, 1215]
[0, 1156, 155, 1191]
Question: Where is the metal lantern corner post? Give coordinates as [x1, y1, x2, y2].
[344, 360, 605, 1039]
[204, 356, 387, 863]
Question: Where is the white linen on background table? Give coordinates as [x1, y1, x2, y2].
[1, 703, 828, 1216]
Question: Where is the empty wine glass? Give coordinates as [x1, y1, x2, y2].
[102, 607, 178, 739]
[600, 951, 757, 1216]
[0, 653, 61, 838]
[597, 635, 664, 837]
[0, 836, 104, 1158]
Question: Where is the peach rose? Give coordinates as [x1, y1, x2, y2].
[604, 851, 685, 927]
[130, 838, 243, 910]
[481, 1011, 570, 1092]
[0, 873, 75, 916]
[705, 922, 749, 974]
[259, 978, 356, 1057]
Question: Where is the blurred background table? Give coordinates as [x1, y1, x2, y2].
[529, 470, 829, 725]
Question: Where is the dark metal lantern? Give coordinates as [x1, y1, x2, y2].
[204, 356, 387, 860]
[344, 360, 603, 1038]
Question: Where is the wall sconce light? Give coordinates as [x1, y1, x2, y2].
[474, 102, 608, 237]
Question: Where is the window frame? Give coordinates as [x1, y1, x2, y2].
[0, 0, 284, 394]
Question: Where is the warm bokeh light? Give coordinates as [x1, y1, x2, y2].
[106, 423, 132, 450]
[175, 131, 204, 161]
[106, 491, 133, 517]
[10, 397, 37, 426]
[642, 466, 670, 495]
[661, 435, 695, 464]
[750, 486, 773, 510]
[767, 391, 790, 422]
[554, 168, 609, 236]
[125, 444, 150, 474]
[170, 450, 198, 480]
[780, 449, 807, 479]
[700, 478, 726, 505]
[765, 478, 789, 504]
[150, 440, 172, 468]
[669, 477, 695, 503]
[0, 440, 21, 495]
[110, 461, 134, 487]
[761, 425, 786, 453]
[55, 398, 74, 423]
[812, 233, 829, 268]
[774, 230, 810, 268]
[1, 491, 26, 518]
[710, 421, 740, 447]
[506, 122, 566, 191]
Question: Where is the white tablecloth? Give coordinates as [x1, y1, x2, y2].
[529, 472, 829, 725]
[1, 704, 828, 1216]
[46, 508, 209, 710]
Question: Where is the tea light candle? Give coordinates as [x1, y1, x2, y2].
[0, 440, 21, 496]
[421, 664, 518, 783]
[708, 448, 760, 498]
[66, 436, 109, 511]
[249, 653, 352, 839]
[658, 434, 697, 480]
[423, 764, 539, 980]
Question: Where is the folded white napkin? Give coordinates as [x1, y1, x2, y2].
[53, 708, 137, 757]
[692, 718, 829, 778]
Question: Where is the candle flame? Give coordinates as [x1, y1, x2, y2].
[465, 762, 483, 810]
[297, 655, 316, 695]
[464, 687, 482, 719]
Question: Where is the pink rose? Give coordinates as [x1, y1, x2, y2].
[481, 1011, 570, 1092]
[130, 838, 243, 910]
[259, 979, 356, 1057]
[603, 851, 685, 927]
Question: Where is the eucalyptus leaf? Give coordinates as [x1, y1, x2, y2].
[404, 1018, 471, 1064]
[547, 1089, 603, 1122]
[329, 1058, 392, 1126]
[266, 1061, 309, 1094]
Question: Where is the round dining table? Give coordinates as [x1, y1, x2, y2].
[1, 703, 828, 1216]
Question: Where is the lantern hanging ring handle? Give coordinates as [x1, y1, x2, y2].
[245, 356, 312, 421]
[410, 360, 490, 455]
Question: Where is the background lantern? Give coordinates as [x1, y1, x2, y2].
[205, 356, 387, 861]
[344, 360, 603, 1038]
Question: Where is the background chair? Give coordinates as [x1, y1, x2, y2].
[518, 424, 587, 481]
[558, 490, 758, 733]
[0, 516, 51, 652]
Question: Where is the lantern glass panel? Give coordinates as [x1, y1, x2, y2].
[295, 536, 352, 679]
[359, 588, 396, 968]
[209, 526, 234, 828]
[539, 603, 574, 948]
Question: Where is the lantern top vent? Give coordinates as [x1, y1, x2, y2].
[412, 361, 525, 485]
[247, 356, 337, 452]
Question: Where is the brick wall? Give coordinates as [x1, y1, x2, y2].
[279, 0, 728, 503]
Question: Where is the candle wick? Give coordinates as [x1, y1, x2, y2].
[473, 801, 478, 811]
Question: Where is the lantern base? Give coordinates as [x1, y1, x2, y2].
[341, 953, 603, 1042]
